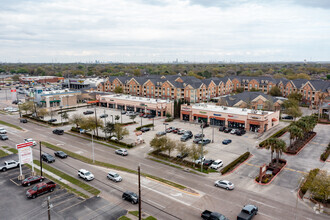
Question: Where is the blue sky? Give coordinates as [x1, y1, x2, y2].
[0, 0, 329, 63]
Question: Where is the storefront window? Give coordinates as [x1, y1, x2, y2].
[210, 118, 225, 126]
[228, 121, 245, 129]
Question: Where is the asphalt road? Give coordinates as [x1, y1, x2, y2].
[1, 113, 328, 220]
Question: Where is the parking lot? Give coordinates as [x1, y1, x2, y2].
[0, 154, 126, 220]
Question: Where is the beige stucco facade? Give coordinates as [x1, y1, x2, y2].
[180, 104, 279, 133]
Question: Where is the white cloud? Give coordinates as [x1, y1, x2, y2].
[0, 0, 329, 62]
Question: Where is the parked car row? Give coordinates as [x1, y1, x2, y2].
[219, 126, 246, 136]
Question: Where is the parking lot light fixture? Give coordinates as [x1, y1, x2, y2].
[163, 123, 168, 134]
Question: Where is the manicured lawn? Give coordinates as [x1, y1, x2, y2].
[33, 160, 100, 196]
[8, 148, 18, 154]
[42, 141, 186, 190]
[0, 149, 9, 158]
[0, 120, 23, 130]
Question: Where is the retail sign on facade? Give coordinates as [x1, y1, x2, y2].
[182, 107, 191, 111]
[214, 114, 222, 116]
[199, 111, 207, 114]
[251, 116, 260, 119]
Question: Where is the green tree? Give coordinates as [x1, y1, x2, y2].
[114, 123, 129, 139]
[236, 87, 244, 93]
[115, 115, 120, 123]
[129, 114, 137, 123]
[287, 92, 302, 102]
[61, 112, 69, 122]
[269, 86, 282, 96]
[286, 106, 302, 121]
[70, 114, 83, 128]
[20, 101, 34, 114]
[288, 125, 303, 146]
[103, 122, 115, 137]
[164, 138, 176, 157]
[309, 170, 330, 204]
[150, 137, 164, 153]
[114, 86, 123, 94]
[264, 138, 276, 164]
[166, 112, 172, 118]
[37, 108, 48, 118]
[273, 139, 286, 166]
[11, 75, 20, 81]
[188, 144, 201, 166]
[176, 142, 188, 159]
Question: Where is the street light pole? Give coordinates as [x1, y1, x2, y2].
[92, 133, 95, 163]
[212, 125, 214, 143]
[201, 122, 204, 172]
[94, 104, 98, 137]
[152, 118, 154, 130]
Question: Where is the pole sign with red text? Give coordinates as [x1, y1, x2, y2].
[16, 142, 34, 176]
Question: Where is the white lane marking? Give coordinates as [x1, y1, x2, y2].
[140, 163, 154, 168]
[170, 193, 182, 197]
[147, 199, 165, 209]
[142, 185, 192, 206]
[248, 199, 278, 209]
[258, 212, 278, 219]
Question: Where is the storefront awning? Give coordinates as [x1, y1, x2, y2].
[40, 101, 46, 103]
[181, 111, 191, 115]
[249, 121, 260, 125]
[228, 119, 245, 124]
[209, 116, 225, 121]
[50, 100, 60, 103]
[272, 118, 277, 121]
[193, 114, 208, 118]
[87, 100, 99, 104]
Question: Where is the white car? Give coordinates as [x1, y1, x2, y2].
[111, 136, 118, 141]
[230, 129, 237, 134]
[4, 107, 14, 111]
[195, 156, 205, 164]
[107, 171, 122, 182]
[126, 111, 136, 116]
[214, 180, 235, 190]
[115, 148, 128, 156]
[0, 128, 7, 134]
[210, 160, 223, 169]
[24, 138, 37, 146]
[78, 169, 94, 181]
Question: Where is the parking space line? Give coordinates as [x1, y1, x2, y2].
[78, 203, 113, 220]
[9, 178, 20, 186]
[52, 196, 77, 209]
[58, 199, 86, 213]
[49, 190, 71, 201]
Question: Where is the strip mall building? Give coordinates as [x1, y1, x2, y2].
[96, 94, 174, 117]
[180, 104, 280, 133]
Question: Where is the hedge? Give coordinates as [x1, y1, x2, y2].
[220, 152, 250, 175]
[300, 169, 320, 195]
[118, 122, 136, 126]
[22, 114, 69, 126]
[136, 123, 154, 131]
[259, 126, 289, 147]
[165, 118, 174, 122]
[320, 143, 330, 161]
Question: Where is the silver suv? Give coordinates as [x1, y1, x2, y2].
[107, 171, 122, 182]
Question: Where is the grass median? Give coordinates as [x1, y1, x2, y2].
[64, 131, 119, 149]
[0, 149, 9, 158]
[42, 141, 186, 190]
[0, 120, 23, 130]
[33, 160, 100, 197]
[26, 163, 89, 199]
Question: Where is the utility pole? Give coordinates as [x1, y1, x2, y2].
[138, 165, 142, 220]
[212, 125, 214, 143]
[47, 196, 51, 220]
[40, 141, 43, 176]
[94, 104, 99, 137]
[92, 134, 95, 163]
[103, 109, 107, 139]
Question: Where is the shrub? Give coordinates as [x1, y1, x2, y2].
[272, 168, 281, 175]
[165, 118, 174, 122]
[320, 144, 330, 161]
[259, 126, 289, 147]
[136, 123, 154, 131]
[300, 169, 320, 195]
[220, 152, 250, 175]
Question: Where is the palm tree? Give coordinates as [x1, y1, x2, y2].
[273, 139, 286, 166]
[288, 125, 303, 146]
[264, 138, 276, 164]
[115, 115, 120, 123]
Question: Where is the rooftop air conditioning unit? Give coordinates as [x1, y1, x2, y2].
[223, 107, 228, 110]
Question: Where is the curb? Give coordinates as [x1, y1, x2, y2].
[146, 176, 200, 196]
[285, 132, 316, 156]
[254, 162, 287, 186]
[221, 154, 253, 176]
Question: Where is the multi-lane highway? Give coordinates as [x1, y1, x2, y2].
[0, 109, 328, 220]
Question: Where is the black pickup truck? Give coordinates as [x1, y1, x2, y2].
[201, 210, 229, 220]
[237, 205, 258, 220]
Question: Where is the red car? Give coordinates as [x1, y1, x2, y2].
[26, 181, 56, 199]
[139, 113, 144, 117]
[22, 176, 45, 186]
[172, 128, 180, 133]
